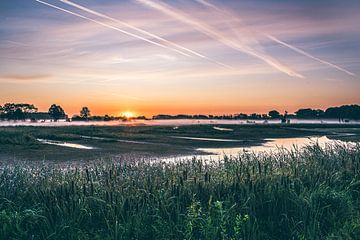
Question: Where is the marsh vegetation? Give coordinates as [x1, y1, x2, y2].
[1, 143, 360, 239]
[1, 124, 360, 239]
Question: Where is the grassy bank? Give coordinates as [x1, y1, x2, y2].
[1, 144, 360, 239]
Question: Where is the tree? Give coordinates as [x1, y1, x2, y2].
[80, 107, 91, 120]
[48, 104, 65, 121]
[268, 110, 280, 119]
[13, 108, 25, 120]
[295, 108, 324, 118]
[1, 103, 38, 120]
[325, 105, 360, 120]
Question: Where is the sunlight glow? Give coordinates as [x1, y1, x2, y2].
[121, 111, 135, 119]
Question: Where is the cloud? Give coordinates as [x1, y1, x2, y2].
[0, 74, 52, 81]
[35, 0, 191, 57]
[194, 0, 355, 77]
[136, 0, 303, 78]
[35, 0, 231, 68]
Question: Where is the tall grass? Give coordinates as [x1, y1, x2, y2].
[1, 143, 360, 239]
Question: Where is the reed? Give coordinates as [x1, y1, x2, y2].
[1, 143, 359, 239]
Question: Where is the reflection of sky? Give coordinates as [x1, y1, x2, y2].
[0, 0, 359, 116]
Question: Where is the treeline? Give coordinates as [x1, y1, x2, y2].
[0, 103, 122, 122]
[153, 104, 360, 120]
[1, 103, 360, 121]
[0, 103, 67, 121]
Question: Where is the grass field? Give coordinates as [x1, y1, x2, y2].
[1, 143, 360, 239]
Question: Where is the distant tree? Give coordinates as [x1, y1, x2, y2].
[250, 113, 261, 119]
[268, 110, 280, 119]
[261, 114, 268, 119]
[237, 113, 248, 119]
[71, 115, 82, 121]
[48, 104, 65, 121]
[20, 104, 38, 113]
[295, 108, 325, 118]
[1, 103, 37, 120]
[325, 105, 360, 120]
[136, 116, 147, 120]
[13, 108, 25, 120]
[80, 107, 91, 120]
[281, 111, 288, 123]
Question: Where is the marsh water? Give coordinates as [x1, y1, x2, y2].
[37, 138, 96, 150]
[161, 136, 357, 163]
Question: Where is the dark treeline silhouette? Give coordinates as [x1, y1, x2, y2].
[153, 113, 275, 120]
[0, 103, 67, 122]
[71, 106, 122, 121]
[153, 104, 360, 120]
[0, 103, 39, 120]
[72, 114, 121, 122]
[1, 103, 360, 121]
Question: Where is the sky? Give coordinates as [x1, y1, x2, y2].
[0, 0, 359, 117]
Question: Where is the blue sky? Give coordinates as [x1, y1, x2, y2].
[0, 0, 359, 116]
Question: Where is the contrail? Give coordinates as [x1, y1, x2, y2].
[194, 0, 221, 11]
[195, 0, 356, 77]
[265, 34, 356, 76]
[35, 0, 193, 58]
[59, 0, 230, 68]
[136, 0, 303, 78]
[36, 0, 231, 69]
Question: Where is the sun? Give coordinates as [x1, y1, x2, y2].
[121, 111, 135, 119]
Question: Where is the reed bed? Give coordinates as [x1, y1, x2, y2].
[1, 143, 360, 239]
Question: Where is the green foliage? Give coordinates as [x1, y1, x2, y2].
[0, 144, 360, 239]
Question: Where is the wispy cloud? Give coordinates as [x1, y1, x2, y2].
[194, 0, 355, 77]
[136, 0, 304, 78]
[265, 34, 356, 76]
[35, 0, 192, 57]
[35, 0, 231, 68]
[0, 74, 51, 81]
[59, 0, 230, 68]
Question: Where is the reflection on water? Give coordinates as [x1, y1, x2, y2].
[161, 136, 357, 163]
[80, 135, 150, 144]
[213, 126, 233, 131]
[198, 136, 336, 156]
[171, 136, 243, 142]
[37, 139, 95, 150]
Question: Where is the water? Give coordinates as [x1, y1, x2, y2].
[161, 136, 357, 163]
[171, 136, 243, 142]
[80, 135, 150, 144]
[36, 138, 96, 150]
[213, 126, 233, 131]
[198, 136, 343, 155]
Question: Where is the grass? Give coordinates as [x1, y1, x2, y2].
[1, 143, 360, 239]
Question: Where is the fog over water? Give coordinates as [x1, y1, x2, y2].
[1, 119, 359, 127]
